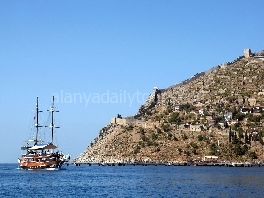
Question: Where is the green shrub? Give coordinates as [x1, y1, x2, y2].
[152, 133, 158, 140]
[248, 151, 258, 159]
[162, 123, 170, 132]
[182, 134, 188, 140]
[139, 127, 145, 135]
[168, 112, 181, 124]
[190, 142, 198, 149]
[167, 132, 172, 140]
[156, 127, 162, 134]
[133, 145, 141, 154]
[127, 125, 134, 131]
[141, 135, 148, 142]
[197, 134, 203, 141]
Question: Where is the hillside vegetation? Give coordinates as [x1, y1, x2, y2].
[74, 49, 264, 163]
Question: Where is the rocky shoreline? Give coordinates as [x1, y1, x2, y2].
[70, 160, 264, 168]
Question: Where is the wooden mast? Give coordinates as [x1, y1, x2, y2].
[48, 96, 59, 144]
[34, 97, 42, 145]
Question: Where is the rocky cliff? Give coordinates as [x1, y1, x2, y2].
[74, 49, 264, 163]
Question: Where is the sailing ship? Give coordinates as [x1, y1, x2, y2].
[18, 96, 70, 170]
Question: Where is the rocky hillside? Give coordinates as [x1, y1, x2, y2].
[74, 49, 264, 163]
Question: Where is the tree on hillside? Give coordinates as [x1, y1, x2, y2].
[245, 131, 250, 144]
[247, 114, 261, 122]
[162, 123, 170, 132]
[237, 127, 244, 139]
[233, 144, 243, 156]
[156, 127, 162, 134]
[234, 112, 245, 121]
[168, 112, 181, 124]
[182, 133, 188, 140]
[248, 151, 258, 159]
[231, 123, 241, 131]
[167, 132, 173, 140]
[139, 127, 145, 135]
[179, 103, 195, 112]
[230, 107, 239, 118]
[197, 134, 203, 141]
[229, 127, 232, 143]
[151, 132, 158, 140]
[210, 143, 217, 155]
[214, 115, 225, 124]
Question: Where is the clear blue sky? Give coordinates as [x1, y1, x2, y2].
[1, 1, 264, 163]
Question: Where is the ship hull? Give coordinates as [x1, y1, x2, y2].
[18, 153, 65, 170]
[19, 161, 63, 170]
[19, 166, 61, 170]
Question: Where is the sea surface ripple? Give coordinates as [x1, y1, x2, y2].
[0, 163, 263, 197]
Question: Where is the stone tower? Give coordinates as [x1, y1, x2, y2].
[244, 48, 251, 58]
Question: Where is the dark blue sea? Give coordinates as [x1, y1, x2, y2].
[0, 163, 263, 198]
